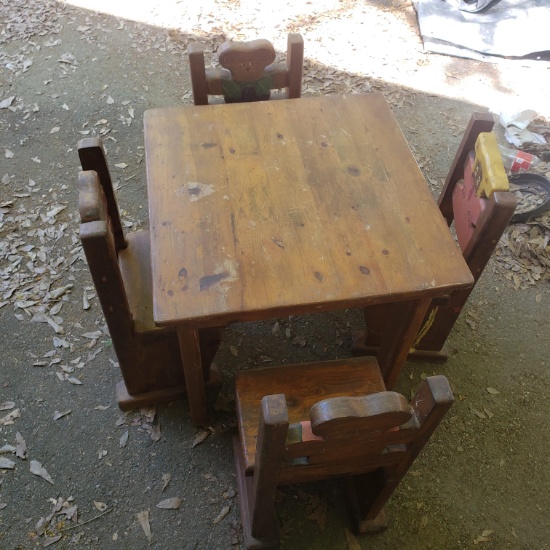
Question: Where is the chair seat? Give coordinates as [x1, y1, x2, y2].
[235, 356, 385, 474]
[118, 230, 162, 334]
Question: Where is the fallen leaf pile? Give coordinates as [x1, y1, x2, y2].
[494, 209, 550, 289]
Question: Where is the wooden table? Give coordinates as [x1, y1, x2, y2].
[144, 93, 473, 426]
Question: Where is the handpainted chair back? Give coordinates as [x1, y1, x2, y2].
[233, 357, 453, 548]
[356, 114, 517, 361]
[188, 34, 303, 105]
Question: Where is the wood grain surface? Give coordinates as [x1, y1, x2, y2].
[145, 93, 473, 328]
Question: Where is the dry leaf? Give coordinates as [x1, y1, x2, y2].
[305, 496, 326, 531]
[192, 431, 209, 448]
[53, 410, 71, 420]
[474, 529, 494, 544]
[213, 393, 234, 412]
[15, 432, 27, 459]
[147, 422, 161, 442]
[344, 527, 361, 550]
[43, 535, 62, 546]
[156, 497, 182, 510]
[419, 515, 429, 529]
[137, 510, 151, 543]
[472, 409, 487, 420]
[119, 430, 129, 448]
[30, 460, 54, 484]
[0, 408, 20, 426]
[94, 501, 108, 511]
[53, 337, 69, 349]
[67, 377, 82, 385]
[0, 458, 15, 469]
[0, 96, 15, 109]
[140, 406, 156, 423]
[162, 473, 171, 491]
[213, 505, 230, 524]
[486, 387, 500, 395]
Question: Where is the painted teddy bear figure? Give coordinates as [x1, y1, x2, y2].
[218, 39, 276, 103]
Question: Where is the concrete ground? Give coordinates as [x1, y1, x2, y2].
[1, 1, 549, 549]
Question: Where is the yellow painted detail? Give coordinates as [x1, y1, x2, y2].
[411, 306, 438, 350]
[473, 132, 509, 198]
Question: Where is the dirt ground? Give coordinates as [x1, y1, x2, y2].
[1, 1, 550, 549]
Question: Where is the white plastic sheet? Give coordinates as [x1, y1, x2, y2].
[413, 0, 550, 60]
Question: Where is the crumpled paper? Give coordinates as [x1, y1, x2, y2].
[499, 109, 547, 148]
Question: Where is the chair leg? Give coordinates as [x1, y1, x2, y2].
[235, 395, 289, 549]
[115, 364, 222, 411]
[345, 470, 391, 534]
[233, 438, 279, 550]
[250, 396, 289, 540]
[178, 327, 208, 426]
[199, 326, 223, 380]
[376, 297, 432, 389]
[352, 330, 449, 363]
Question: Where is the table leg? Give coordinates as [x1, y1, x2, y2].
[199, 326, 223, 379]
[377, 297, 432, 389]
[177, 327, 208, 426]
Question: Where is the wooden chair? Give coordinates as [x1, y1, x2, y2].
[354, 113, 517, 362]
[233, 356, 453, 548]
[188, 34, 303, 105]
[77, 138, 222, 410]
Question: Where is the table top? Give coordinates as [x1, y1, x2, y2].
[144, 93, 473, 328]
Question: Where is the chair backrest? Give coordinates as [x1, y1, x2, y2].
[451, 130, 515, 252]
[449, 129, 517, 285]
[78, 138, 127, 251]
[259, 376, 452, 487]
[188, 34, 304, 105]
[78, 170, 135, 350]
[235, 366, 453, 547]
[78, 153, 222, 408]
[356, 115, 518, 359]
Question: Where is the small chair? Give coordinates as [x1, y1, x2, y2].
[188, 34, 304, 105]
[233, 356, 453, 548]
[77, 138, 222, 410]
[354, 113, 517, 361]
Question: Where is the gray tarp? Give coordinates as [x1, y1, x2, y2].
[413, 0, 550, 60]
